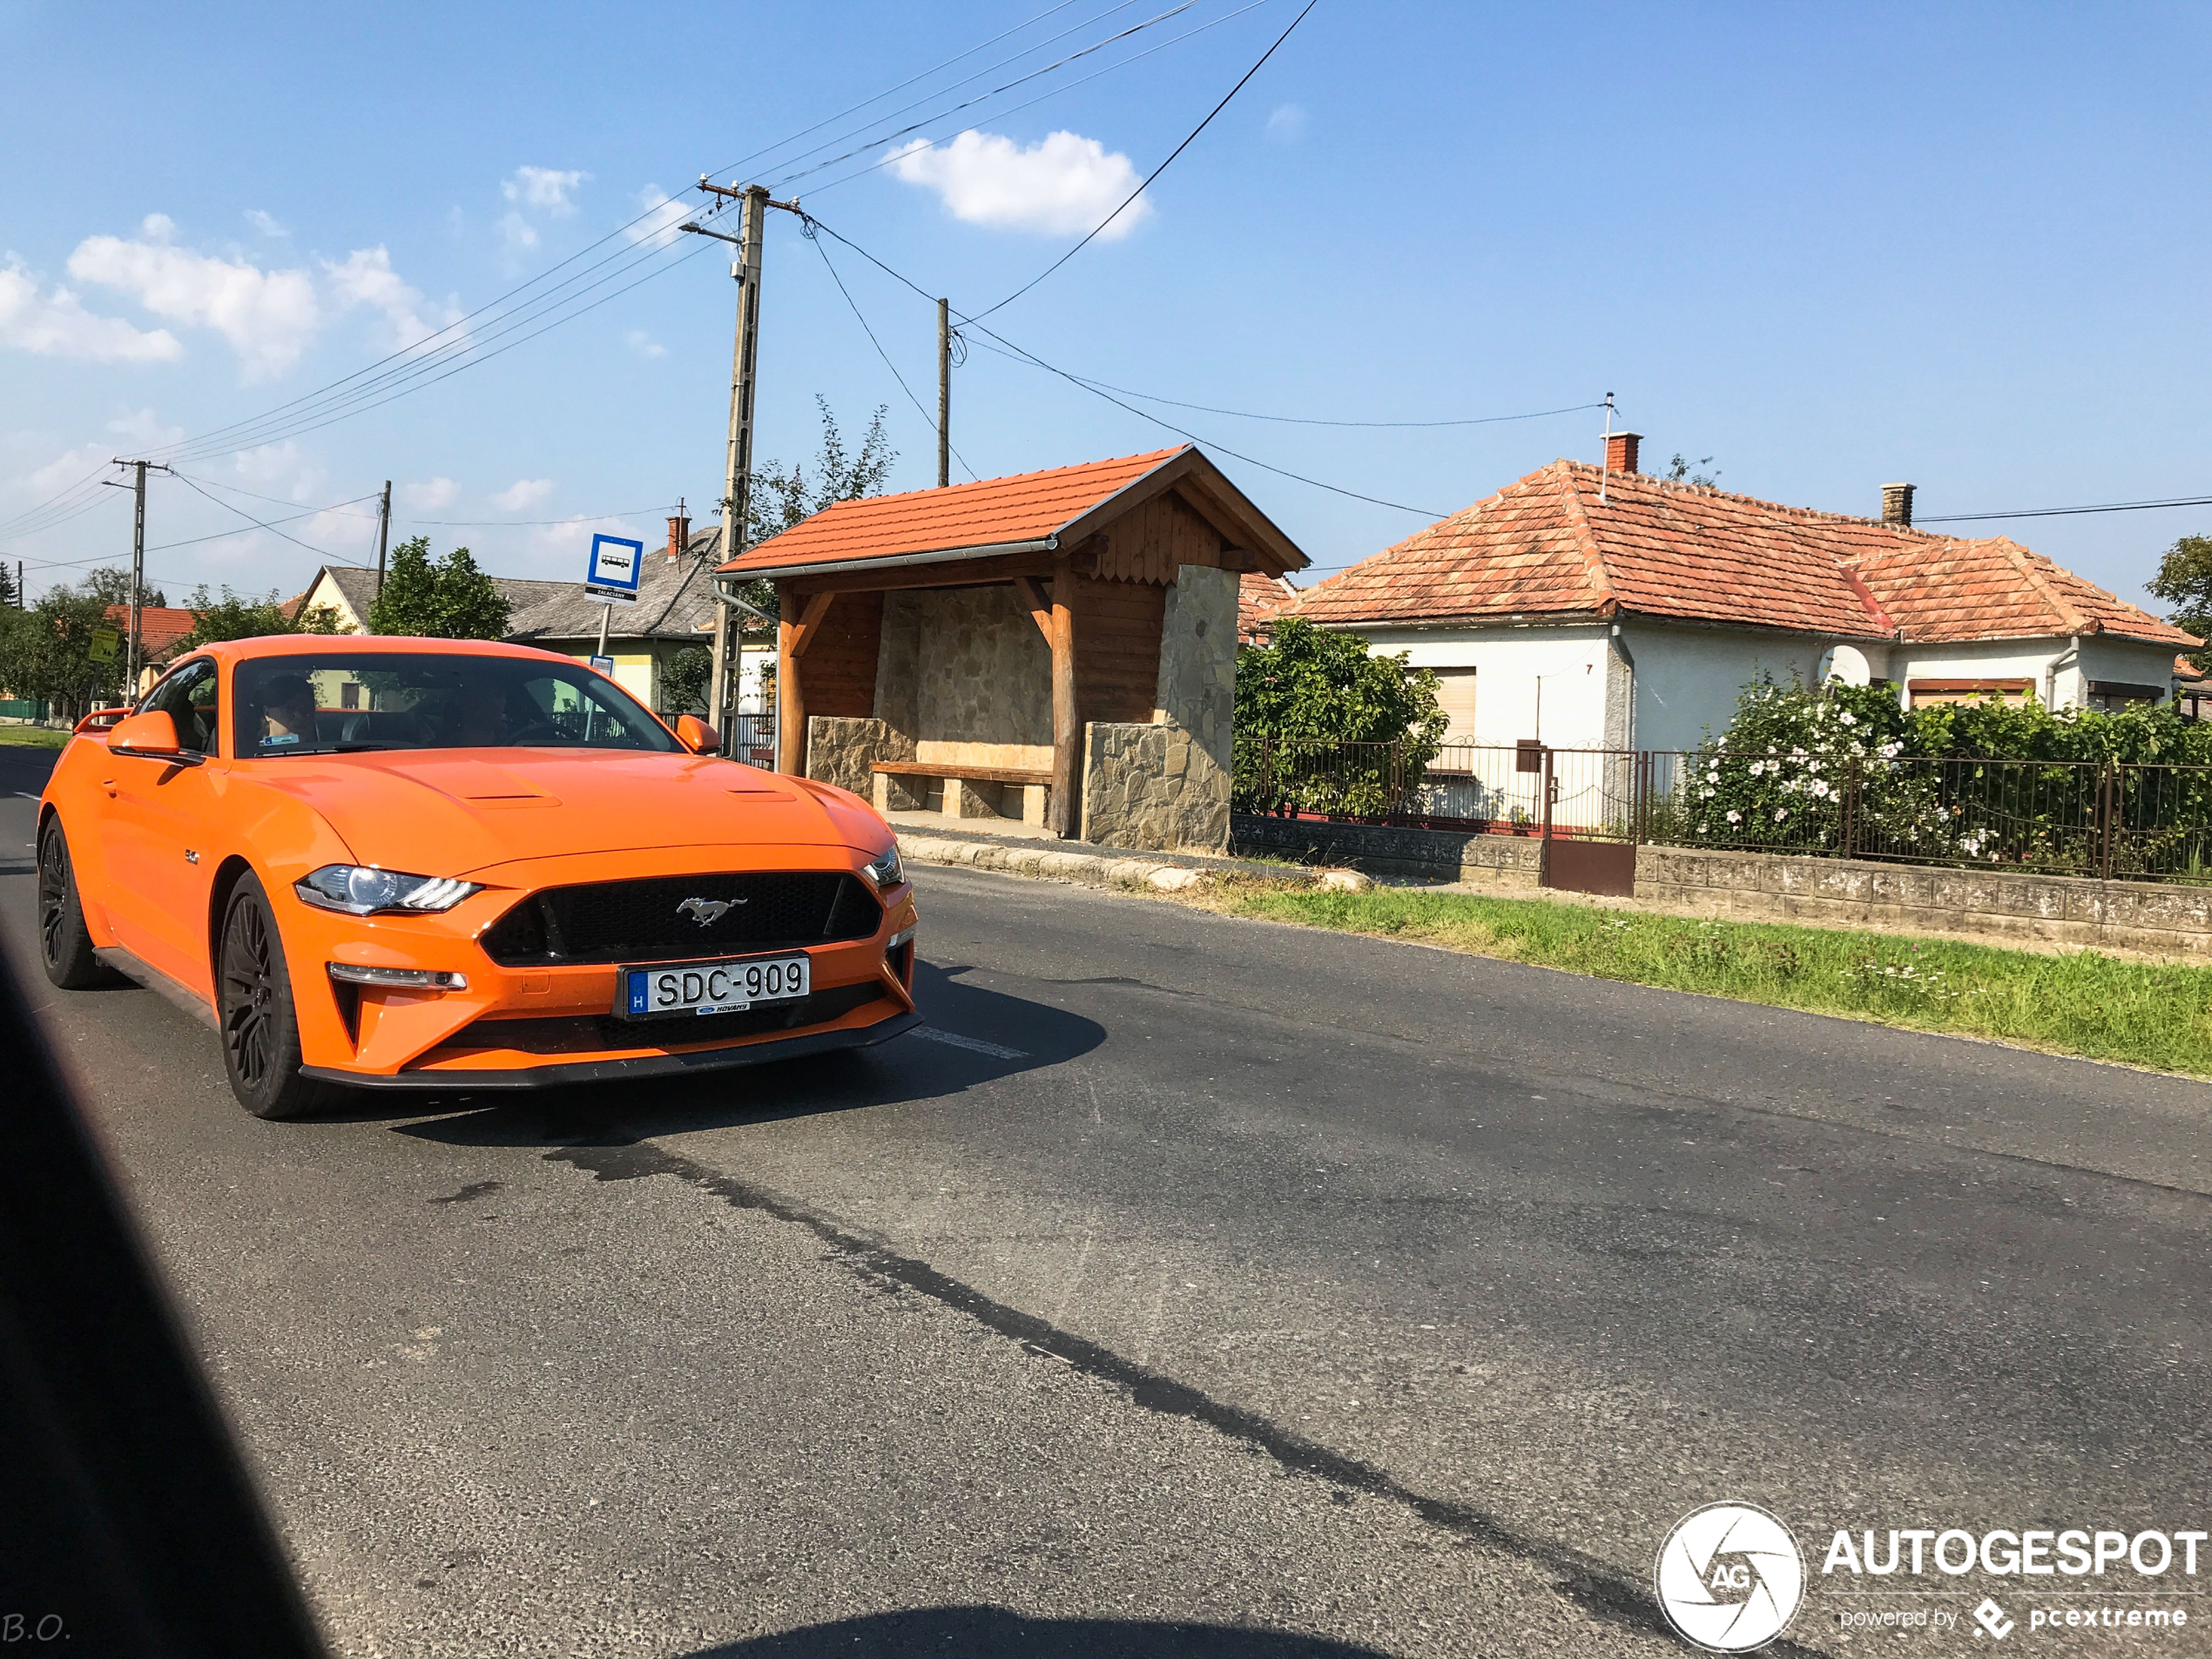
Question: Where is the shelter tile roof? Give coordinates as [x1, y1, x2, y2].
[719, 448, 1185, 573]
[1290, 460, 2199, 649]
[104, 605, 199, 660]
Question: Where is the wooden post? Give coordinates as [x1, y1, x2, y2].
[775, 590, 836, 777]
[1049, 555, 1079, 838]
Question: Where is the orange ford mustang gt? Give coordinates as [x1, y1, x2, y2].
[37, 636, 919, 1118]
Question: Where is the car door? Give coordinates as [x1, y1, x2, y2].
[104, 657, 226, 996]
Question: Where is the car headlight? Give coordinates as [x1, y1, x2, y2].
[295, 865, 481, 916]
[862, 845, 903, 888]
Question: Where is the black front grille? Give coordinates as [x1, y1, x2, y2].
[456, 981, 891, 1055]
[481, 872, 880, 966]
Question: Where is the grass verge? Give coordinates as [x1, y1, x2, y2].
[1196, 881, 2212, 1077]
[0, 725, 68, 748]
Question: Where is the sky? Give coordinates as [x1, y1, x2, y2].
[3, 1, 2210, 615]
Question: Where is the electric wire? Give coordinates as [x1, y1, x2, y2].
[769, 1, 1200, 191]
[172, 473, 356, 559]
[403, 509, 671, 526]
[962, 0, 1316, 325]
[169, 473, 380, 515]
[798, 212, 1447, 516]
[799, 0, 1271, 199]
[802, 223, 977, 482]
[145, 489, 383, 553]
[1919, 496, 2212, 524]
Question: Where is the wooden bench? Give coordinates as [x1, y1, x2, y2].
[870, 760, 1052, 826]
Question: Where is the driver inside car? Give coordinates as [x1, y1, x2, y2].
[256, 675, 319, 749]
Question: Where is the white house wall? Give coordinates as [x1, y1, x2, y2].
[1619, 624, 1829, 753]
[1351, 626, 1614, 750]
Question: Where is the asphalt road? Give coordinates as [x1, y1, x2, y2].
[4, 738, 2210, 1657]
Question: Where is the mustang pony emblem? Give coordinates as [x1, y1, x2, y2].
[678, 896, 745, 927]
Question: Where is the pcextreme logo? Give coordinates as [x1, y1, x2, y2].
[1655, 1502, 1806, 1652]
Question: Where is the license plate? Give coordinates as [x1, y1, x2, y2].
[618, 954, 811, 1019]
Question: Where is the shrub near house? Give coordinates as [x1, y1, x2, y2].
[1234, 617, 1447, 817]
[1682, 674, 2212, 875]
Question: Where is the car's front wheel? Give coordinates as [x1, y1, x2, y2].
[217, 873, 331, 1121]
[37, 818, 116, 990]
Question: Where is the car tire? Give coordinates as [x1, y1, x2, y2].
[217, 873, 332, 1121]
[37, 818, 118, 991]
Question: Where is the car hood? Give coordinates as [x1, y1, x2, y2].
[238, 750, 875, 878]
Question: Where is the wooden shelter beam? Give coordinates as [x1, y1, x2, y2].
[1049, 553, 1080, 837]
[1014, 576, 1055, 644]
[776, 589, 837, 775]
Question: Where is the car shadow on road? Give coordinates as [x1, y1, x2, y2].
[380, 959, 1103, 1149]
[678, 1608, 1392, 1658]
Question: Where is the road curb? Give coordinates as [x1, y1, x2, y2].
[894, 833, 1350, 895]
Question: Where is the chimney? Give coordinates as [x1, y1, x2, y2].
[1604, 431, 1642, 475]
[1881, 482, 1915, 528]
[666, 502, 691, 562]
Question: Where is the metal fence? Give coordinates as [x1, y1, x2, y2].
[1234, 738, 2212, 886]
[724, 712, 777, 768]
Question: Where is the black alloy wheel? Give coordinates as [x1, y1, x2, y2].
[217, 873, 328, 1121]
[37, 819, 112, 990]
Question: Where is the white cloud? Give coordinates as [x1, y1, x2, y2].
[107, 407, 185, 448]
[231, 441, 323, 500]
[0, 260, 182, 362]
[246, 208, 289, 238]
[626, 185, 691, 250]
[498, 212, 538, 253]
[1264, 104, 1307, 143]
[323, 246, 458, 354]
[503, 166, 587, 214]
[491, 477, 555, 512]
[404, 477, 457, 511]
[66, 214, 320, 380]
[624, 327, 665, 360]
[887, 129, 1150, 239]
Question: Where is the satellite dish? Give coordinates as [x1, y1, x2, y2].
[1817, 644, 1871, 686]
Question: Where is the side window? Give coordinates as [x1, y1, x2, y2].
[137, 658, 219, 754]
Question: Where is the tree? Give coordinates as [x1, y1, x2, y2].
[1232, 617, 1447, 815]
[367, 537, 510, 639]
[1664, 452, 1722, 489]
[172, 584, 344, 651]
[80, 567, 165, 609]
[0, 577, 129, 718]
[717, 397, 898, 622]
[0, 560, 17, 610]
[659, 645, 711, 718]
[2149, 533, 2212, 673]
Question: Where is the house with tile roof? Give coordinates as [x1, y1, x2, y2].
[1290, 434, 2201, 754]
[290, 514, 732, 712]
[717, 444, 1306, 850]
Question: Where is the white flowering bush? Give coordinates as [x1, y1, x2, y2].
[1674, 676, 1973, 856]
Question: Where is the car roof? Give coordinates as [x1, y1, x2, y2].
[197, 635, 577, 665]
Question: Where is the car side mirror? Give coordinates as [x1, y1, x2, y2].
[107, 709, 204, 766]
[674, 714, 720, 755]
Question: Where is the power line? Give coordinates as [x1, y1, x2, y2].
[963, 0, 1317, 326]
[800, 1, 1271, 199]
[146, 489, 384, 552]
[401, 508, 671, 526]
[799, 212, 1446, 516]
[1919, 495, 2212, 525]
[171, 473, 357, 560]
[170, 473, 380, 515]
[962, 346, 1608, 428]
[802, 222, 977, 482]
[771, 0, 1201, 191]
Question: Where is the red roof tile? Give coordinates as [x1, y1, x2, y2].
[1291, 461, 2200, 649]
[720, 448, 1185, 574]
[1238, 572, 1297, 644]
[105, 605, 199, 656]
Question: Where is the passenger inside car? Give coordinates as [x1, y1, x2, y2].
[255, 675, 320, 749]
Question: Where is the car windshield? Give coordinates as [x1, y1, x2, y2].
[231, 651, 678, 757]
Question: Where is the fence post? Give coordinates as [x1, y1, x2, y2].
[1635, 752, 1649, 844]
[2100, 761, 2115, 881]
[1843, 756, 1859, 859]
[1539, 747, 1555, 884]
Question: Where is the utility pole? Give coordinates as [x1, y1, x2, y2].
[685, 181, 790, 746]
[111, 458, 171, 697]
[374, 480, 392, 598]
[937, 298, 951, 489]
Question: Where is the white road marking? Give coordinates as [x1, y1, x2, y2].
[909, 1024, 1027, 1059]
